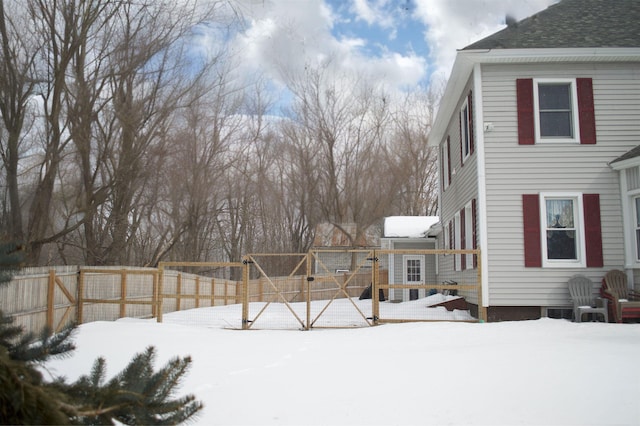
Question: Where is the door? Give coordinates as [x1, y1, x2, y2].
[403, 255, 425, 301]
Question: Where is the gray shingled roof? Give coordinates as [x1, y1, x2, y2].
[611, 145, 640, 164]
[464, 0, 640, 50]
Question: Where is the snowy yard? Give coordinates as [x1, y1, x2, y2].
[45, 298, 640, 425]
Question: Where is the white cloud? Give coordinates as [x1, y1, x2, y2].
[230, 0, 426, 93]
[413, 0, 559, 80]
[222, 0, 559, 106]
[351, 0, 396, 29]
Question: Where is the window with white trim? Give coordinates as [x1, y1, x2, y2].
[540, 193, 586, 267]
[464, 202, 474, 269]
[534, 79, 580, 143]
[460, 99, 471, 162]
[441, 138, 450, 189]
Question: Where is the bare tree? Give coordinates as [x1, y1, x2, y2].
[386, 87, 441, 216]
[282, 61, 401, 247]
[0, 0, 40, 242]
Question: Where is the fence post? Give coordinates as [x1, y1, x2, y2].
[371, 251, 379, 326]
[176, 273, 182, 312]
[195, 276, 200, 308]
[242, 257, 249, 330]
[305, 252, 311, 331]
[47, 269, 55, 332]
[157, 264, 164, 323]
[119, 269, 127, 318]
[152, 270, 158, 318]
[214, 277, 219, 306]
[77, 269, 84, 325]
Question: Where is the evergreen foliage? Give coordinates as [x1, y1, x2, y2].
[0, 242, 203, 424]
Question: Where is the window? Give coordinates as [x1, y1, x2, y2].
[534, 80, 580, 142]
[536, 83, 575, 138]
[635, 197, 640, 261]
[406, 258, 421, 282]
[543, 196, 580, 261]
[522, 192, 604, 268]
[404, 255, 425, 301]
[460, 99, 471, 162]
[516, 78, 596, 145]
[459, 92, 474, 164]
[441, 137, 450, 189]
[464, 202, 474, 269]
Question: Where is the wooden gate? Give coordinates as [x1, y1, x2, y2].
[307, 249, 376, 328]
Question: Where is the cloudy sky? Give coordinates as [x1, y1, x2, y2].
[226, 0, 559, 96]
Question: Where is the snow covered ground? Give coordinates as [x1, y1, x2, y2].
[45, 298, 640, 426]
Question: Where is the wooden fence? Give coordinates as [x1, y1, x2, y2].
[1, 248, 484, 334]
[0, 265, 377, 335]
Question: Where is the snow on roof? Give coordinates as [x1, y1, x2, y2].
[383, 216, 440, 238]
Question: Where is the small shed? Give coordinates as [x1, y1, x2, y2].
[381, 216, 440, 302]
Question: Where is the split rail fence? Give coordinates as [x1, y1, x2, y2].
[0, 249, 484, 335]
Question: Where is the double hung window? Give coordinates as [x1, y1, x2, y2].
[517, 77, 595, 145]
[538, 193, 586, 267]
[535, 81, 578, 140]
[460, 99, 471, 162]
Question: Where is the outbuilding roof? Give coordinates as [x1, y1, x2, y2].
[383, 216, 440, 238]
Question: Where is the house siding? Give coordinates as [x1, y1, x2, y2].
[437, 76, 482, 303]
[480, 62, 639, 306]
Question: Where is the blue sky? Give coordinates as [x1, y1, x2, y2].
[223, 0, 558, 107]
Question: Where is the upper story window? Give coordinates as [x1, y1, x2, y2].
[534, 79, 580, 143]
[459, 91, 474, 164]
[516, 78, 596, 146]
[460, 98, 471, 161]
[441, 137, 450, 189]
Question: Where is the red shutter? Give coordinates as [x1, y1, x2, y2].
[577, 78, 596, 145]
[468, 91, 474, 155]
[446, 136, 451, 184]
[460, 208, 466, 270]
[583, 193, 603, 267]
[517, 79, 535, 145]
[522, 194, 542, 267]
[472, 198, 478, 268]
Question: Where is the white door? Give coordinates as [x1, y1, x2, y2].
[403, 255, 425, 301]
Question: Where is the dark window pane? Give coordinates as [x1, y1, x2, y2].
[547, 230, 577, 259]
[538, 84, 571, 109]
[540, 111, 572, 137]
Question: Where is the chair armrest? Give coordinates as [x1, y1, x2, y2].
[595, 297, 608, 309]
[601, 288, 618, 302]
[629, 289, 640, 301]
